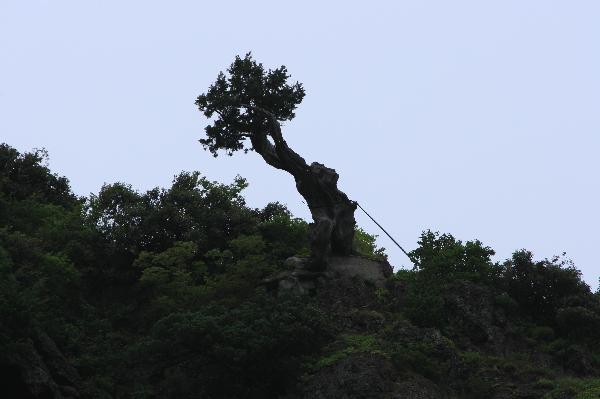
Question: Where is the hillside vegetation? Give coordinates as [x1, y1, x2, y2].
[1, 143, 599, 399]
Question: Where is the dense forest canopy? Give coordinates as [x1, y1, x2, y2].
[1, 143, 600, 398]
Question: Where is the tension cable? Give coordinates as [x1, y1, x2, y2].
[354, 201, 418, 267]
[300, 199, 418, 267]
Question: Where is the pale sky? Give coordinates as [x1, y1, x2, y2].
[1, 1, 599, 289]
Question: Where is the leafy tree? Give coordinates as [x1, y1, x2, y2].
[410, 230, 497, 282]
[195, 55, 305, 157]
[84, 172, 255, 287]
[500, 250, 596, 327]
[0, 144, 76, 208]
[196, 54, 357, 270]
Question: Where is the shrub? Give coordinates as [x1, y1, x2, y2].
[310, 334, 383, 371]
[138, 295, 331, 398]
[353, 228, 387, 261]
[555, 307, 600, 341]
[500, 251, 597, 329]
[528, 326, 556, 342]
[410, 230, 496, 283]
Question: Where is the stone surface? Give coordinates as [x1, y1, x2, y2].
[328, 256, 392, 288]
[264, 255, 393, 297]
[391, 376, 445, 399]
[295, 354, 396, 399]
[291, 353, 445, 399]
[1, 329, 81, 399]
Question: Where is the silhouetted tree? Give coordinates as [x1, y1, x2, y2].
[195, 54, 356, 269]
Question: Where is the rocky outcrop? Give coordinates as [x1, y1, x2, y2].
[291, 353, 446, 399]
[1, 329, 80, 399]
[294, 354, 396, 399]
[443, 280, 500, 346]
[328, 256, 393, 287]
[263, 255, 393, 297]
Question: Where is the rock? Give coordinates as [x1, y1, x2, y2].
[284, 256, 310, 269]
[275, 268, 329, 297]
[349, 309, 386, 331]
[0, 330, 80, 399]
[296, 353, 396, 399]
[443, 280, 496, 345]
[278, 270, 326, 296]
[2, 340, 62, 399]
[294, 353, 445, 399]
[560, 345, 594, 376]
[328, 256, 392, 288]
[264, 255, 392, 297]
[391, 375, 445, 399]
[34, 329, 81, 391]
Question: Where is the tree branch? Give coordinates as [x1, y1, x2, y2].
[249, 131, 287, 170]
[238, 103, 308, 177]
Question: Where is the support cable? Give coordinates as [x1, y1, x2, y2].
[354, 201, 419, 267]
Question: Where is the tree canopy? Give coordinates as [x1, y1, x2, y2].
[195, 53, 305, 156]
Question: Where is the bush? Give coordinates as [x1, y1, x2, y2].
[410, 230, 496, 283]
[500, 251, 596, 328]
[398, 231, 496, 329]
[353, 228, 387, 261]
[555, 307, 600, 341]
[528, 326, 556, 342]
[494, 292, 519, 313]
[138, 295, 331, 398]
[310, 334, 382, 371]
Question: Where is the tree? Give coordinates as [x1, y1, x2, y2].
[195, 54, 357, 270]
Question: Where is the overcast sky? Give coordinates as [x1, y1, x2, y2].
[1, 1, 599, 289]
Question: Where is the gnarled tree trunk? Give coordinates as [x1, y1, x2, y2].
[246, 105, 356, 270]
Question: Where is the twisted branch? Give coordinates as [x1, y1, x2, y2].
[238, 103, 308, 177]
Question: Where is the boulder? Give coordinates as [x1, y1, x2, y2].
[328, 256, 393, 288]
[263, 255, 392, 297]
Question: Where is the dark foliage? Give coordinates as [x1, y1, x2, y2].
[2, 143, 600, 398]
[195, 53, 305, 156]
[499, 250, 595, 327]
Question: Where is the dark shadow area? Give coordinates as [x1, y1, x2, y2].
[0, 364, 36, 399]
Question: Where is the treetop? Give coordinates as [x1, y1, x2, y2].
[195, 53, 305, 156]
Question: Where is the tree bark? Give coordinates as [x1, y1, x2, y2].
[245, 105, 357, 270]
